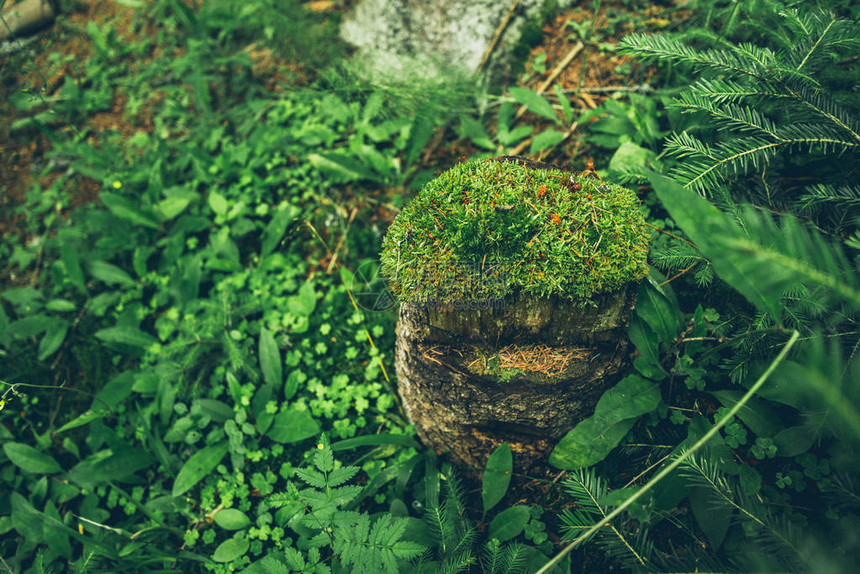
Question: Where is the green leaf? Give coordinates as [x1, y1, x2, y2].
[69, 450, 156, 487]
[3, 442, 62, 474]
[529, 129, 566, 154]
[95, 326, 158, 349]
[488, 505, 531, 541]
[157, 195, 195, 220]
[259, 327, 282, 388]
[288, 282, 317, 317]
[208, 191, 228, 216]
[93, 371, 136, 410]
[212, 537, 250, 562]
[647, 173, 785, 318]
[739, 464, 762, 496]
[710, 391, 783, 437]
[549, 417, 635, 470]
[482, 443, 513, 513]
[636, 275, 681, 345]
[45, 299, 76, 312]
[460, 116, 495, 150]
[172, 442, 229, 496]
[689, 487, 730, 551]
[5, 314, 52, 339]
[774, 426, 816, 457]
[38, 321, 68, 360]
[61, 243, 86, 292]
[214, 509, 251, 530]
[550, 375, 661, 469]
[265, 408, 320, 444]
[101, 192, 160, 230]
[88, 260, 136, 287]
[308, 152, 375, 182]
[627, 315, 667, 379]
[609, 141, 656, 176]
[331, 433, 421, 452]
[193, 399, 234, 423]
[509, 87, 560, 124]
[553, 83, 574, 125]
[284, 369, 305, 400]
[55, 410, 104, 434]
[261, 205, 299, 256]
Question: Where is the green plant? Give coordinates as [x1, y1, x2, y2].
[380, 157, 650, 302]
[619, 5, 860, 230]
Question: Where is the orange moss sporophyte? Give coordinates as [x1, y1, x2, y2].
[380, 158, 651, 303]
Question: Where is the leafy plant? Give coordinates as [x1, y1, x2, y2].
[620, 5, 860, 230]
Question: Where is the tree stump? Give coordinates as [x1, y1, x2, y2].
[382, 157, 650, 473]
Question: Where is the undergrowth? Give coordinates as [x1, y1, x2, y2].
[1, 0, 859, 573]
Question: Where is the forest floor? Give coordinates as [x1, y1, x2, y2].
[0, 0, 689, 232]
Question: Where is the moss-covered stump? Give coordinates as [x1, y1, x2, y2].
[382, 157, 650, 472]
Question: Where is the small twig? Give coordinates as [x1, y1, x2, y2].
[659, 261, 698, 286]
[478, 0, 520, 73]
[622, 453, 671, 489]
[560, 84, 653, 94]
[514, 41, 584, 121]
[643, 220, 698, 249]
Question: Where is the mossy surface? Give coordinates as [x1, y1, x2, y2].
[381, 157, 650, 302]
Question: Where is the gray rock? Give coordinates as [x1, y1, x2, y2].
[340, 0, 573, 81]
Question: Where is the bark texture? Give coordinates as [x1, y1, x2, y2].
[395, 283, 639, 473]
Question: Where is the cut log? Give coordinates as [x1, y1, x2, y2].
[383, 157, 650, 473]
[395, 286, 638, 472]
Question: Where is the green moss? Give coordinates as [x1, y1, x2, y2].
[380, 157, 650, 302]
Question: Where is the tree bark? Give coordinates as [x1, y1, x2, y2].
[395, 283, 639, 473]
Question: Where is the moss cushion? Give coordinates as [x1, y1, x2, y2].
[381, 157, 650, 302]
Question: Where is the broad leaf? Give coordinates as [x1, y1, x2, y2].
[101, 192, 160, 230]
[88, 260, 136, 287]
[172, 442, 228, 496]
[460, 116, 495, 150]
[550, 375, 661, 469]
[509, 86, 560, 124]
[4, 442, 62, 474]
[488, 505, 531, 541]
[61, 243, 86, 292]
[482, 443, 513, 513]
[308, 152, 375, 182]
[710, 391, 783, 437]
[259, 327, 282, 388]
[690, 487, 731, 551]
[214, 509, 251, 530]
[648, 173, 787, 318]
[331, 434, 421, 452]
[213, 537, 250, 562]
[549, 417, 636, 470]
[529, 129, 566, 154]
[288, 282, 317, 317]
[636, 274, 681, 345]
[261, 205, 299, 256]
[265, 408, 320, 444]
[95, 326, 158, 349]
[38, 321, 68, 361]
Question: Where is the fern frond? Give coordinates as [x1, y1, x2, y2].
[618, 34, 767, 80]
[680, 452, 805, 570]
[786, 84, 860, 143]
[821, 472, 860, 511]
[673, 93, 779, 136]
[561, 469, 653, 570]
[693, 77, 787, 105]
[799, 184, 860, 216]
[437, 551, 476, 574]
